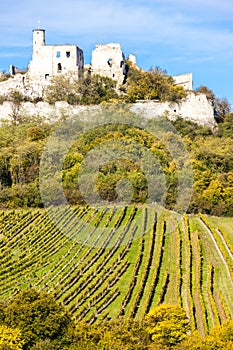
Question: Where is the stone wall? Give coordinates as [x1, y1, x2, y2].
[91, 43, 126, 85]
[0, 73, 48, 99]
[172, 73, 193, 90]
[0, 92, 215, 127]
[131, 92, 215, 127]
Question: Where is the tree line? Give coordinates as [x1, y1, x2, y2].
[0, 104, 232, 215]
[0, 289, 233, 349]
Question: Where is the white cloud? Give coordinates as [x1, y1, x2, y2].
[1, 0, 233, 67]
[0, 0, 232, 105]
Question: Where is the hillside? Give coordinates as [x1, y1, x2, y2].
[0, 111, 232, 216]
[0, 206, 232, 334]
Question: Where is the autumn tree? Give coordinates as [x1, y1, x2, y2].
[146, 304, 190, 347]
[125, 62, 187, 103]
[219, 112, 233, 138]
[45, 74, 78, 104]
[1, 289, 75, 349]
[0, 325, 24, 350]
[7, 90, 25, 124]
[45, 73, 118, 105]
[176, 321, 233, 349]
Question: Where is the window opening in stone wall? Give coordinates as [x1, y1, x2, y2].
[112, 74, 115, 77]
[45, 74, 49, 80]
[120, 60, 124, 67]
[107, 58, 113, 67]
[57, 63, 62, 72]
[66, 51, 70, 58]
[56, 51, 61, 58]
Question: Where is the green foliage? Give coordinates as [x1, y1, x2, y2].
[30, 339, 54, 350]
[0, 120, 51, 208]
[1, 289, 75, 349]
[45, 66, 187, 105]
[125, 64, 187, 102]
[7, 90, 26, 124]
[0, 104, 232, 215]
[171, 117, 212, 139]
[45, 73, 118, 105]
[146, 304, 191, 347]
[45, 75, 77, 104]
[72, 318, 151, 350]
[77, 74, 118, 104]
[62, 121, 174, 206]
[26, 126, 45, 141]
[176, 321, 233, 349]
[219, 113, 233, 138]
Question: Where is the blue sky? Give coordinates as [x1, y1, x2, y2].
[0, 0, 233, 107]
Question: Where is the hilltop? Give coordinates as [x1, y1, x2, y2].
[0, 28, 231, 126]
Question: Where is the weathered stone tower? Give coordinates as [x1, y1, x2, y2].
[91, 43, 128, 85]
[28, 29, 84, 80]
[32, 29, 46, 53]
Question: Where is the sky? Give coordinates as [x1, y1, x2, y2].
[0, 0, 233, 107]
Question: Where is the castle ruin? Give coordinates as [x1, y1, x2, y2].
[0, 29, 216, 126]
[90, 43, 129, 85]
[28, 29, 84, 80]
[26, 29, 193, 89]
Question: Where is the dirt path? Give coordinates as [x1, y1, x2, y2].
[181, 218, 191, 322]
[192, 231, 206, 336]
[199, 218, 233, 288]
[217, 228, 233, 260]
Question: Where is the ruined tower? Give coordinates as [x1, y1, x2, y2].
[28, 29, 84, 80]
[91, 43, 127, 85]
[32, 29, 46, 53]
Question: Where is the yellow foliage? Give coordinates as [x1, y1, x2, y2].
[146, 304, 191, 347]
[0, 325, 24, 350]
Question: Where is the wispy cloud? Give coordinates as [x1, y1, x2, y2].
[0, 0, 232, 57]
[0, 0, 232, 103]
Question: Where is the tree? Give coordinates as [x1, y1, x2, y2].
[78, 74, 118, 104]
[196, 85, 216, 103]
[9, 141, 42, 185]
[126, 65, 186, 102]
[1, 289, 75, 349]
[73, 318, 152, 350]
[45, 73, 118, 105]
[219, 112, 233, 138]
[30, 339, 54, 350]
[148, 66, 168, 75]
[176, 321, 233, 349]
[196, 86, 231, 122]
[7, 90, 25, 124]
[45, 74, 78, 104]
[0, 325, 24, 350]
[146, 304, 190, 347]
[215, 97, 231, 122]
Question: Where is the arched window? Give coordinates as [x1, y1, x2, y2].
[57, 63, 62, 72]
[107, 58, 113, 67]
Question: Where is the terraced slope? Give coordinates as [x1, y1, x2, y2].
[0, 206, 232, 334]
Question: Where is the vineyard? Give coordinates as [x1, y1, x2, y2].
[0, 205, 232, 334]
